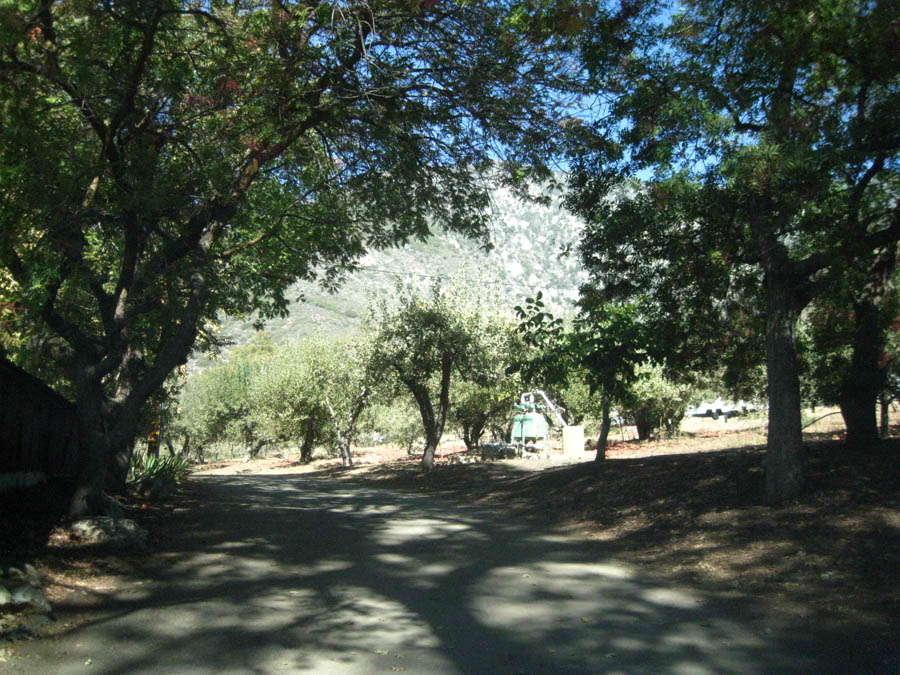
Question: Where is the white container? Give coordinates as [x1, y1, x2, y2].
[561, 425, 585, 456]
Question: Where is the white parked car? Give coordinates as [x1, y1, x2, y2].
[687, 398, 757, 420]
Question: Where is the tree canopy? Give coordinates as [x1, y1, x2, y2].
[0, 0, 580, 514]
[514, 292, 652, 458]
[568, 0, 900, 499]
[367, 281, 480, 470]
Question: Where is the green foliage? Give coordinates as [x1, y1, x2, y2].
[250, 341, 326, 449]
[800, 306, 853, 406]
[176, 297, 525, 463]
[568, 0, 900, 493]
[514, 290, 697, 442]
[555, 379, 603, 426]
[513, 292, 650, 415]
[367, 401, 423, 454]
[369, 281, 477, 390]
[299, 332, 383, 463]
[128, 453, 192, 498]
[177, 336, 276, 454]
[450, 312, 524, 449]
[368, 276, 522, 463]
[621, 364, 694, 441]
[0, 0, 580, 502]
[176, 331, 381, 461]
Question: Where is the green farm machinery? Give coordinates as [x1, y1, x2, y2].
[510, 391, 567, 454]
[482, 390, 576, 460]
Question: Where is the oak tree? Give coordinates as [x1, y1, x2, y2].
[0, 0, 578, 513]
[568, 0, 900, 499]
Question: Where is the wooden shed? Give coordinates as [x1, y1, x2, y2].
[0, 357, 82, 478]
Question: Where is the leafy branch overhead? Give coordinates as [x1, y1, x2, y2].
[567, 0, 900, 498]
[0, 0, 581, 515]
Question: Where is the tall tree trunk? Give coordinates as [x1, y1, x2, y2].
[248, 438, 266, 459]
[105, 428, 137, 495]
[68, 336, 196, 514]
[763, 263, 805, 502]
[880, 394, 890, 439]
[839, 300, 883, 449]
[166, 433, 190, 458]
[411, 383, 440, 471]
[462, 427, 475, 452]
[324, 388, 369, 468]
[755, 60, 808, 502]
[839, 245, 896, 449]
[70, 402, 138, 514]
[69, 366, 142, 516]
[421, 427, 439, 471]
[634, 417, 652, 441]
[69, 422, 109, 519]
[594, 395, 611, 462]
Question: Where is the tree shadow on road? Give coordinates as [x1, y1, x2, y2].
[15, 469, 897, 674]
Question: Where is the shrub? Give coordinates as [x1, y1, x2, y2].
[622, 364, 693, 440]
[128, 453, 192, 497]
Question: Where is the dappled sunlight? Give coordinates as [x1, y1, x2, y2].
[15, 473, 879, 674]
[373, 552, 414, 566]
[320, 585, 444, 649]
[372, 517, 485, 547]
[163, 548, 356, 588]
[641, 587, 702, 610]
[534, 560, 636, 580]
[470, 559, 768, 672]
[329, 503, 403, 515]
[211, 540, 260, 550]
[374, 554, 458, 580]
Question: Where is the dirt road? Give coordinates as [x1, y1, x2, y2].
[13, 474, 894, 673]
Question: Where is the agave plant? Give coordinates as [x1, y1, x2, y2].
[128, 454, 192, 497]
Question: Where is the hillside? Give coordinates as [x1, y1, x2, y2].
[211, 185, 587, 350]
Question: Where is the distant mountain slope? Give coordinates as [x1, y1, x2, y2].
[213, 185, 587, 348]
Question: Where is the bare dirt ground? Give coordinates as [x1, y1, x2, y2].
[2, 410, 898, 664]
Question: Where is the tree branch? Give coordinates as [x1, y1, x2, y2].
[106, 7, 164, 158]
[796, 205, 900, 280]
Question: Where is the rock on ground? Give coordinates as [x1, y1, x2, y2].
[69, 517, 148, 550]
